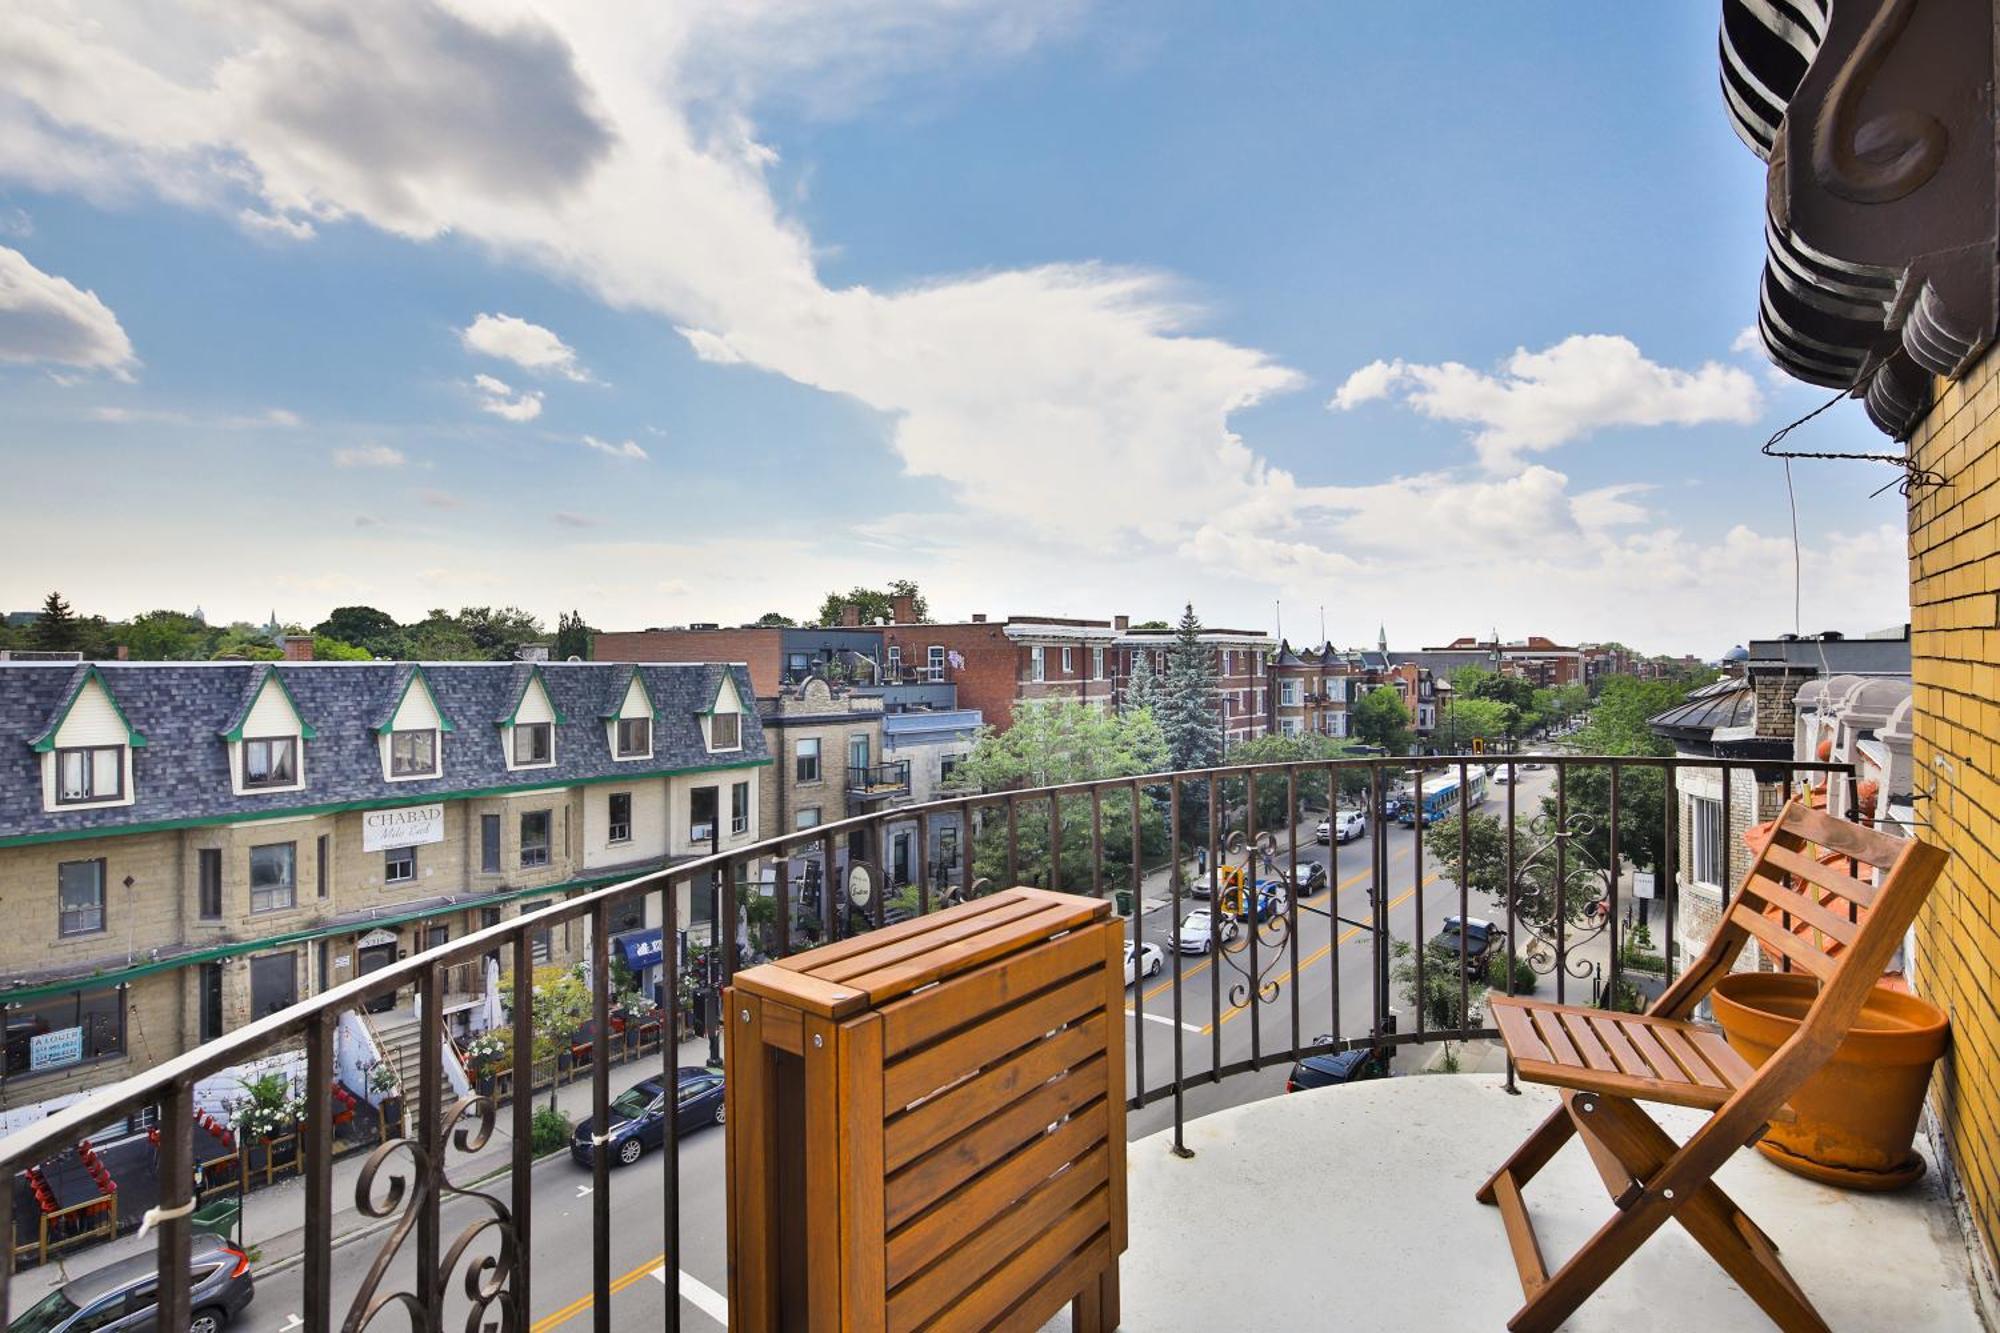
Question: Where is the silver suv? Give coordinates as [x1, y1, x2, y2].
[9, 1242, 254, 1333]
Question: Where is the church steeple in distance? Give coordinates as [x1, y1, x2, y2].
[1377, 624, 1387, 655]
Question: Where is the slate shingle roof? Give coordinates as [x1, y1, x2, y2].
[1, 660, 768, 846]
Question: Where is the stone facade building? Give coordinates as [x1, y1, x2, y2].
[0, 659, 768, 1109]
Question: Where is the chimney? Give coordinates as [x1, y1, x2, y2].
[115, 645, 130, 661]
[1114, 615, 1129, 633]
[840, 603, 862, 628]
[283, 635, 315, 662]
[970, 613, 987, 624]
[890, 593, 916, 625]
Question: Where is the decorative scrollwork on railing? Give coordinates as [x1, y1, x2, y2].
[1509, 810, 1613, 983]
[1214, 831, 1295, 1012]
[343, 1093, 520, 1333]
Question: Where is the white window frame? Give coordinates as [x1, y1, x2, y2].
[707, 711, 742, 753]
[510, 721, 555, 770]
[796, 737, 822, 784]
[607, 791, 633, 844]
[249, 842, 297, 915]
[58, 858, 107, 937]
[384, 845, 417, 886]
[614, 716, 651, 761]
[927, 645, 946, 681]
[1690, 795, 1726, 890]
[1062, 646, 1074, 674]
[731, 781, 750, 836]
[520, 810, 553, 869]
[1280, 679, 1300, 707]
[1030, 646, 1045, 682]
[1092, 646, 1105, 680]
[795, 807, 822, 830]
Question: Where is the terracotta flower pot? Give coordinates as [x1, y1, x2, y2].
[1710, 971, 1948, 1190]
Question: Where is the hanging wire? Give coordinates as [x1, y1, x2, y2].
[1759, 383, 1945, 496]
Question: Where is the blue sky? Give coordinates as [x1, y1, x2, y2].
[0, 2, 1909, 654]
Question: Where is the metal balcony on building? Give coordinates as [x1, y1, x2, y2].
[846, 759, 912, 801]
[1, 753, 1983, 1332]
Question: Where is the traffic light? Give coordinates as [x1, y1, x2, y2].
[1472, 736, 1485, 754]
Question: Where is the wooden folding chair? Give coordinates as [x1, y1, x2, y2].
[1477, 797, 1948, 1332]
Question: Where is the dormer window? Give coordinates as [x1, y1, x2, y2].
[57, 746, 124, 805]
[710, 712, 741, 751]
[617, 717, 650, 758]
[391, 729, 439, 778]
[243, 737, 298, 789]
[699, 671, 745, 753]
[514, 722, 553, 766]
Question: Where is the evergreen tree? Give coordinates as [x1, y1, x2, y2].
[1157, 602, 1221, 772]
[1123, 650, 1160, 716]
[553, 609, 594, 661]
[32, 591, 76, 651]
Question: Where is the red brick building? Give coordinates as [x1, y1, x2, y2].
[1422, 635, 1584, 687]
[880, 615, 1118, 734]
[1110, 622, 1276, 750]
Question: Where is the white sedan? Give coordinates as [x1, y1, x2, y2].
[1175, 908, 1240, 954]
[1124, 941, 1165, 985]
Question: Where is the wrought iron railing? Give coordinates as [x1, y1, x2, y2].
[0, 752, 1857, 1329]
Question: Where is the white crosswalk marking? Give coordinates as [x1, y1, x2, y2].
[652, 1265, 730, 1326]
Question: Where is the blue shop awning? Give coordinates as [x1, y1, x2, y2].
[613, 928, 664, 972]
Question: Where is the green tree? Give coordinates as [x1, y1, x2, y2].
[312, 635, 373, 661]
[816, 579, 929, 626]
[947, 700, 1170, 894]
[122, 610, 214, 660]
[1393, 937, 1484, 1031]
[313, 606, 404, 657]
[209, 624, 283, 660]
[455, 606, 545, 660]
[553, 609, 594, 661]
[1122, 650, 1160, 717]
[1541, 674, 1699, 880]
[1351, 686, 1413, 754]
[1130, 620, 1169, 631]
[1442, 696, 1513, 750]
[528, 964, 592, 1111]
[753, 612, 797, 627]
[1157, 603, 1220, 772]
[31, 592, 76, 651]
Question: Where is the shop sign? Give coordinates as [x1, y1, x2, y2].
[29, 1026, 84, 1071]
[362, 803, 445, 852]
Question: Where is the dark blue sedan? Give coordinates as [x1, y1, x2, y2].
[570, 1067, 726, 1167]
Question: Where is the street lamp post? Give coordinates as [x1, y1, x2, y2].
[705, 818, 722, 1070]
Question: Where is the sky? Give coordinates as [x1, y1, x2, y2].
[0, 2, 1914, 656]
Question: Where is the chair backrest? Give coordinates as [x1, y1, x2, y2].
[1653, 797, 1947, 1127]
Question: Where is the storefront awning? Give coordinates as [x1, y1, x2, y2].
[614, 928, 664, 972]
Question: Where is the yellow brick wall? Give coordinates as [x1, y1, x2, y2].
[1908, 340, 2000, 1270]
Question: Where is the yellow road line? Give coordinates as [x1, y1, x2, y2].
[1201, 874, 1441, 1034]
[531, 1251, 669, 1333]
[1137, 838, 1414, 1005]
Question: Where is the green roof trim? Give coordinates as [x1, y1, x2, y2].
[694, 670, 742, 717]
[0, 755, 770, 850]
[597, 666, 662, 722]
[28, 666, 149, 753]
[498, 664, 568, 728]
[0, 867, 661, 1009]
[219, 666, 320, 742]
[375, 664, 457, 735]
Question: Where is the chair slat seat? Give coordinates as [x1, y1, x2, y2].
[1491, 996, 1793, 1123]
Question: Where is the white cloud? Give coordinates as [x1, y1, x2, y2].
[0, 244, 134, 375]
[470, 372, 543, 421]
[461, 312, 593, 381]
[92, 404, 301, 427]
[580, 434, 647, 461]
[239, 208, 315, 240]
[553, 510, 600, 528]
[0, 208, 32, 238]
[332, 444, 405, 468]
[1731, 325, 1760, 355]
[419, 489, 461, 509]
[1330, 335, 1763, 470]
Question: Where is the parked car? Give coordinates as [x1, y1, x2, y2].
[571, 1067, 726, 1167]
[1222, 880, 1290, 923]
[1272, 859, 1328, 896]
[1175, 908, 1240, 954]
[9, 1243, 254, 1333]
[1314, 809, 1367, 844]
[1285, 1036, 1392, 1092]
[1124, 941, 1165, 985]
[1430, 915, 1505, 978]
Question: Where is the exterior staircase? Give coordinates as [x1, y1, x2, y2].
[362, 1010, 471, 1107]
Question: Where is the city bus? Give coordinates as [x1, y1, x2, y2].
[1398, 769, 1489, 827]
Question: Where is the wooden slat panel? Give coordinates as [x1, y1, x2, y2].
[1747, 873, 1861, 946]
[886, 1112, 1108, 1287]
[878, 929, 1103, 1058]
[1760, 843, 1879, 912]
[763, 1001, 803, 1056]
[1586, 1014, 1647, 1079]
[838, 902, 1101, 996]
[1492, 1000, 1552, 1063]
[790, 892, 1027, 971]
[1781, 804, 1905, 869]
[731, 965, 872, 1020]
[803, 1014, 842, 1331]
[1733, 905, 1839, 981]
[815, 898, 1056, 985]
[1555, 1011, 1617, 1073]
[1509, 1058, 1726, 1110]
[885, 1014, 1106, 1173]
[1687, 1029, 1758, 1089]
[1528, 1007, 1582, 1067]
[884, 972, 1103, 1110]
[983, 1231, 1115, 1333]
[885, 1063, 1106, 1231]
[727, 992, 775, 1329]
[921, 1188, 1109, 1333]
[1614, 1019, 1680, 1084]
[838, 1014, 887, 1332]
[1097, 921, 1127, 1256]
[885, 1145, 1109, 1330]
[1653, 1025, 1727, 1089]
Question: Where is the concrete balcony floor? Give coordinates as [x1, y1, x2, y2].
[1112, 1074, 1985, 1331]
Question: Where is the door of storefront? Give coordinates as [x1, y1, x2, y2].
[357, 936, 399, 1014]
[249, 952, 298, 1021]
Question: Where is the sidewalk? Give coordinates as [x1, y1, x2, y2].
[12, 1033, 718, 1301]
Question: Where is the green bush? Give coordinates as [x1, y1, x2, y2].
[530, 1106, 571, 1157]
[1484, 953, 1538, 995]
